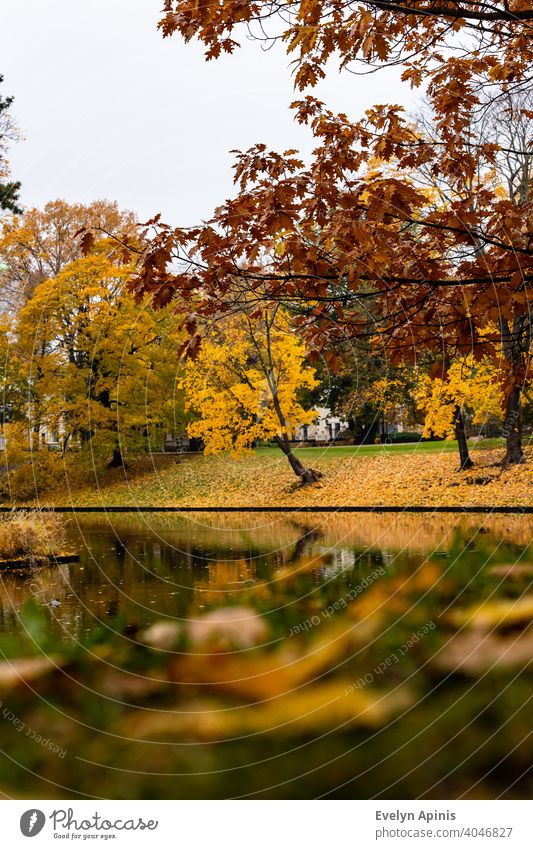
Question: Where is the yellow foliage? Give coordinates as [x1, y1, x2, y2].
[12, 251, 184, 470]
[413, 356, 504, 438]
[449, 596, 533, 630]
[370, 375, 411, 419]
[181, 308, 318, 455]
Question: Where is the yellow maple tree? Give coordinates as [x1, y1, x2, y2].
[13, 246, 184, 471]
[181, 306, 322, 482]
[413, 357, 504, 440]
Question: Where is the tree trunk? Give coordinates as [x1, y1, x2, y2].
[61, 433, 71, 460]
[503, 386, 525, 466]
[274, 434, 322, 484]
[108, 445, 125, 468]
[499, 316, 527, 466]
[259, 307, 322, 484]
[453, 406, 473, 470]
[79, 427, 93, 444]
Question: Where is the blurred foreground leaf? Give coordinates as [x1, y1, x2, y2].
[449, 596, 533, 629]
[125, 680, 412, 741]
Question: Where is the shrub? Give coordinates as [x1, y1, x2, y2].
[0, 511, 66, 561]
[387, 431, 429, 444]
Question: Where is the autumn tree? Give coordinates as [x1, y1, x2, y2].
[181, 306, 322, 482]
[482, 90, 533, 464]
[0, 199, 135, 312]
[411, 90, 533, 465]
[414, 357, 504, 469]
[87, 0, 533, 474]
[0, 75, 21, 215]
[14, 246, 184, 470]
[115, 96, 531, 468]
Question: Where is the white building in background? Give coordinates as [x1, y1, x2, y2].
[295, 407, 348, 444]
[0, 423, 62, 453]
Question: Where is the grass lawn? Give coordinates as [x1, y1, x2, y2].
[256, 438, 506, 459]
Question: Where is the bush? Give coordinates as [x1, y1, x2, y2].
[0, 451, 65, 501]
[0, 424, 66, 501]
[0, 511, 66, 561]
[386, 431, 429, 444]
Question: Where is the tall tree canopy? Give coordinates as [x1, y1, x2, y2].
[121, 91, 532, 463]
[0, 199, 135, 311]
[158, 0, 533, 134]
[86, 0, 533, 466]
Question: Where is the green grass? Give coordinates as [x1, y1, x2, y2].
[256, 437, 505, 458]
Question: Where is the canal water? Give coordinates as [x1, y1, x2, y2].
[0, 511, 531, 799]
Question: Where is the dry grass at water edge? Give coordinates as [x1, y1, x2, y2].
[0, 511, 66, 561]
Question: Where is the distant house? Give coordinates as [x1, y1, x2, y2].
[295, 407, 348, 444]
[162, 433, 190, 453]
[162, 433, 205, 453]
[0, 421, 60, 452]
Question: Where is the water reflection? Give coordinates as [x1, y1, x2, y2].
[0, 511, 531, 641]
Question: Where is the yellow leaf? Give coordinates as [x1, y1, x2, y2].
[449, 596, 533, 630]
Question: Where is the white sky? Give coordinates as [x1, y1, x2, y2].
[3, 0, 416, 226]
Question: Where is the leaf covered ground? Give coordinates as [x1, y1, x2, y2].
[32, 444, 533, 508]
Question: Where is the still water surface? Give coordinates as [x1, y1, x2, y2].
[0, 512, 532, 799]
[0, 511, 530, 640]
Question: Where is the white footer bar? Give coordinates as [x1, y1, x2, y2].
[1, 800, 530, 848]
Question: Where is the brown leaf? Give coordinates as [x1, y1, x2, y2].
[140, 621, 181, 651]
[490, 564, 533, 578]
[79, 231, 95, 255]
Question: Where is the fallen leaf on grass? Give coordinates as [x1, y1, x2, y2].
[97, 668, 169, 699]
[140, 621, 181, 651]
[140, 607, 268, 653]
[45, 446, 533, 510]
[187, 606, 268, 651]
[490, 564, 533, 579]
[0, 655, 63, 693]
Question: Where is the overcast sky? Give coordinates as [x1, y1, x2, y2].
[3, 0, 416, 226]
